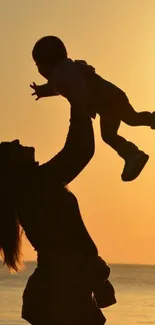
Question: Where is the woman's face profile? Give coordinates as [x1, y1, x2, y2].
[9, 140, 35, 165]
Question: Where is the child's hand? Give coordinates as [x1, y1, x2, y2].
[30, 82, 59, 100]
[30, 82, 42, 100]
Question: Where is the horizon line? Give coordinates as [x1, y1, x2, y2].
[22, 261, 155, 266]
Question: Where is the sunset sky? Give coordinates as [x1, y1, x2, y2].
[0, 0, 155, 264]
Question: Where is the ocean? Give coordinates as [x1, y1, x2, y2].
[0, 262, 155, 325]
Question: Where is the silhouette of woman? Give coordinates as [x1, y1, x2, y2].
[0, 107, 116, 325]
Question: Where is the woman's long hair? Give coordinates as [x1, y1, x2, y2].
[0, 187, 23, 273]
[0, 140, 37, 272]
[0, 141, 24, 273]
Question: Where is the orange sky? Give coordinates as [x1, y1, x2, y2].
[1, 0, 155, 264]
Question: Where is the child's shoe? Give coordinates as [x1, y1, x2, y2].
[121, 150, 149, 181]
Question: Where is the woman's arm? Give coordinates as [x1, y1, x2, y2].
[39, 109, 95, 185]
[39, 59, 95, 184]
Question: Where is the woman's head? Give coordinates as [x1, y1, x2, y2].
[0, 140, 36, 272]
[0, 139, 35, 166]
[32, 36, 68, 79]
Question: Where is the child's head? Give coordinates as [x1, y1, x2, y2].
[32, 36, 68, 79]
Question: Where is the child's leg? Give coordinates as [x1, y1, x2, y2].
[100, 115, 149, 181]
[120, 94, 153, 127]
[100, 114, 137, 157]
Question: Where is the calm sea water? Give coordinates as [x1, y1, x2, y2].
[0, 262, 155, 325]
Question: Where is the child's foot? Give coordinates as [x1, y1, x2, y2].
[121, 151, 149, 182]
[151, 111, 155, 129]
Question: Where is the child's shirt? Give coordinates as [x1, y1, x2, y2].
[48, 58, 125, 118]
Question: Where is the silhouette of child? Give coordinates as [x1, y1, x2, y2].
[31, 36, 155, 182]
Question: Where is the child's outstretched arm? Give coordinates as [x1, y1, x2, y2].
[30, 82, 59, 100]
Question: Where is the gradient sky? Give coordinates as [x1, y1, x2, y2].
[1, 0, 155, 264]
